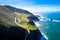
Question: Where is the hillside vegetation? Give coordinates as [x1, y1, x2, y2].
[0, 5, 40, 32]
[0, 5, 43, 40]
[15, 12, 37, 31]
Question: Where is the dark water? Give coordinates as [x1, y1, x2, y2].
[37, 12, 60, 40]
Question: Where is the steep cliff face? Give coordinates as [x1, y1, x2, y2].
[0, 5, 43, 40]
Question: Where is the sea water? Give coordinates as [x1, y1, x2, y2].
[37, 12, 60, 40]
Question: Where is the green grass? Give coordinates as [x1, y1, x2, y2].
[15, 12, 29, 22]
[15, 12, 38, 31]
[0, 12, 38, 31]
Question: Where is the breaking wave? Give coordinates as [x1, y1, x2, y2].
[37, 15, 60, 23]
[52, 20, 60, 22]
[33, 21, 48, 40]
[41, 32, 48, 40]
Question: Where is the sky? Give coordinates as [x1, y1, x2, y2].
[0, 0, 60, 13]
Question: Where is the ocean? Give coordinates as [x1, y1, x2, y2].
[35, 12, 60, 40]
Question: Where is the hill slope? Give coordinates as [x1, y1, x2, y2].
[0, 5, 39, 29]
[0, 5, 44, 40]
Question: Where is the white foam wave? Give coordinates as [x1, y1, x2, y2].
[42, 32, 48, 40]
[52, 20, 60, 22]
[45, 27, 49, 29]
[37, 15, 60, 23]
[40, 19, 47, 22]
[33, 21, 40, 28]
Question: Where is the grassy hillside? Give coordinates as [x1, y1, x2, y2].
[0, 5, 43, 40]
[15, 12, 37, 31]
[0, 5, 39, 33]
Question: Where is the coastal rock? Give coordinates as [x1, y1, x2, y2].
[0, 5, 45, 40]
